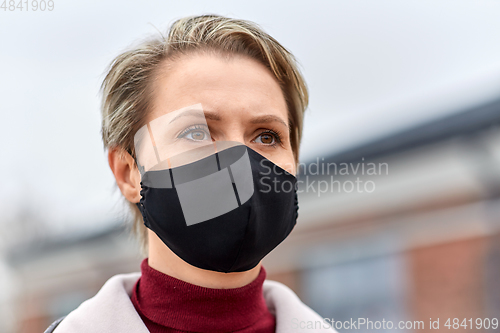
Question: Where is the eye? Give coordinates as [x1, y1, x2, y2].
[254, 129, 282, 147]
[187, 130, 208, 141]
[177, 124, 211, 142]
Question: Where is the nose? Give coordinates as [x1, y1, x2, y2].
[213, 125, 246, 146]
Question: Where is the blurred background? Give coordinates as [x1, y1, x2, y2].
[1, 0, 500, 332]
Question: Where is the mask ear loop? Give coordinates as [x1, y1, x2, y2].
[127, 148, 147, 216]
[126, 147, 145, 176]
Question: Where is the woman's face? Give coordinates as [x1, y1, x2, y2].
[144, 52, 296, 176]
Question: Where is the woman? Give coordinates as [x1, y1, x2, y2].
[46, 14, 335, 333]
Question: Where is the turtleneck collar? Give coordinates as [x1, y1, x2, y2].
[130, 258, 275, 332]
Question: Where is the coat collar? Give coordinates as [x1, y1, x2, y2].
[53, 272, 336, 333]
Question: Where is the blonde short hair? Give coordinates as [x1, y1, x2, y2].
[100, 14, 309, 256]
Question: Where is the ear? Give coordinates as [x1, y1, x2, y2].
[108, 147, 141, 203]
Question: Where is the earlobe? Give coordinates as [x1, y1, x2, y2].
[108, 147, 142, 203]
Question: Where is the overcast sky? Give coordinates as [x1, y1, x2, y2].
[1, 0, 500, 241]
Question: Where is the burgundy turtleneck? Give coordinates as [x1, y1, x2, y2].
[130, 258, 276, 333]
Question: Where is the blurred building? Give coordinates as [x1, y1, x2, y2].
[264, 97, 500, 332]
[2, 225, 142, 333]
[2, 98, 500, 333]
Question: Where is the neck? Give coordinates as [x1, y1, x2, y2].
[147, 230, 261, 289]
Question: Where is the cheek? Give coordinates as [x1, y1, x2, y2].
[271, 150, 296, 176]
[282, 140, 297, 175]
[285, 155, 297, 176]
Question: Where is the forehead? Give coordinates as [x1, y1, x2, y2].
[147, 52, 288, 123]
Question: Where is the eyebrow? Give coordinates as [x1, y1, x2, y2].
[169, 109, 288, 128]
[169, 109, 222, 123]
[249, 115, 288, 128]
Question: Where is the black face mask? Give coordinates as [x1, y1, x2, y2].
[135, 144, 298, 273]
